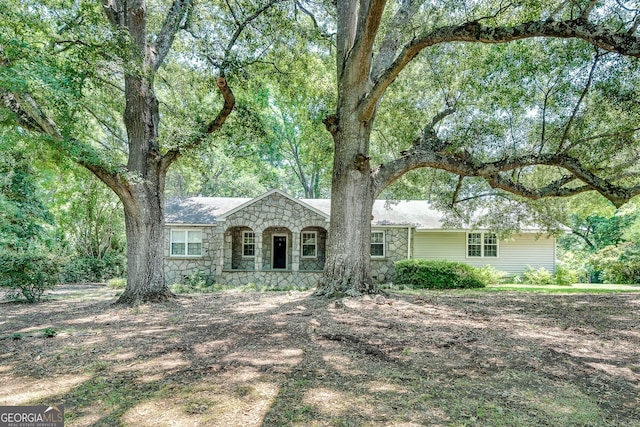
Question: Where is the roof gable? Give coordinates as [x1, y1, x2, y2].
[217, 189, 330, 221]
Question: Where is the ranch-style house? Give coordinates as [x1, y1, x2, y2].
[164, 189, 556, 287]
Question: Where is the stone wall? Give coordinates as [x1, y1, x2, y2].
[229, 226, 255, 270]
[216, 270, 322, 288]
[164, 226, 217, 285]
[299, 227, 327, 271]
[370, 227, 410, 283]
[164, 193, 412, 287]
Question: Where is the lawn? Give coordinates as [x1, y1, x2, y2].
[1, 284, 639, 426]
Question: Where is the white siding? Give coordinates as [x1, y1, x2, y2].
[412, 231, 555, 275]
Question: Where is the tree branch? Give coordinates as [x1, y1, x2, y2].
[340, 0, 386, 87]
[359, 17, 640, 122]
[372, 140, 640, 207]
[162, 77, 235, 170]
[151, 0, 195, 72]
[1, 90, 126, 195]
[557, 50, 602, 152]
[220, 0, 285, 75]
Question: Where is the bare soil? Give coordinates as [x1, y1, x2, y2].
[1, 285, 639, 426]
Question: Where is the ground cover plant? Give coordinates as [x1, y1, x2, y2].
[1, 284, 639, 426]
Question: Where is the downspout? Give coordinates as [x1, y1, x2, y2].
[407, 226, 412, 259]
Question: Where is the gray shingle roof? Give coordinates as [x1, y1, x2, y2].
[165, 195, 446, 228]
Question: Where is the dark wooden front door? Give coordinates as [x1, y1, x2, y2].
[273, 235, 287, 269]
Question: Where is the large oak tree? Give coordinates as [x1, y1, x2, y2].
[0, 0, 286, 304]
[316, 1, 640, 297]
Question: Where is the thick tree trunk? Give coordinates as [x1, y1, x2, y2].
[115, 178, 174, 305]
[316, 107, 380, 297]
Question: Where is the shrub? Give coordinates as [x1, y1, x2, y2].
[0, 252, 61, 303]
[106, 278, 127, 288]
[476, 265, 508, 285]
[589, 242, 640, 284]
[62, 253, 126, 283]
[516, 266, 553, 285]
[394, 259, 485, 289]
[552, 265, 578, 286]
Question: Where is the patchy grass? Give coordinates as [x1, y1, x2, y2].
[1, 284, 639, 426]
[484, 283, 640, 294]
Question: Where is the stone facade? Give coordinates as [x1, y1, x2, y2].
[165, 191, 333, 288]
[370, 227, 409, 283]
[164, 226, 218, 285]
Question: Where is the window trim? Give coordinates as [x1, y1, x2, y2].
[370, 230, 386, 258]
[242, 231, 256, 258]
[301, 231, 318, 259]
[466, 232, 499, 258]
[170, 229, 203, 258]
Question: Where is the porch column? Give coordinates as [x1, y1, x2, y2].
[215, 227, 224, 276]
[291, 229, 300, 272]
[255, 232, 263, 271]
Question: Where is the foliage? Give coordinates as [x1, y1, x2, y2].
[589, 242, 640, 285]
[0, 145, 52, 250]
[515, 266, 554, 285]
[552, 265, 579, 286]
[394, 259, 486, 290]
[475, 265, 508, 285]
[48, 168, 125, 260]
[62, 253, 126, 284]
[42, 327, 56, 338]
[0, 251, 61, 302]
[514, 266, 577, 286]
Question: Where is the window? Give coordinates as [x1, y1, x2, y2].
[483, 233, 498, 257]
[301, 231, 317, 258]
[243, 231, 255, 257]
[467, 232, 498, 258]
[171, 230, 202, 256]
[371, 231, 385, 257]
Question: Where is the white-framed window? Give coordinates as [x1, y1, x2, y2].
[467, 232, 498, 258]
[371, 231, 385, 258]
[301, 231, 317, 258]
[243, 231, 255, 257]
[171, 230, 202, 257]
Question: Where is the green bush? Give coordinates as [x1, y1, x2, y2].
[394, 259, 486, 289]
[589, 242, 640, 284]
[62, 253, 125, 283]
[476, 265, 508, 285]
[0, 252, 61, 302]
[515, 266, 553, 285]
[553, 265, 578, 286]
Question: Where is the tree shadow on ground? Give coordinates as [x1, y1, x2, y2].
[0, 287, 639, 426]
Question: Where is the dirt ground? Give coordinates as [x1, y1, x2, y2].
[1, 285, 639, 426]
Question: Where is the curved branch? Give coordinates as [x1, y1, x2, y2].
[1, 90, 126, 195]
[557, 51, 602, 151]
[162, 77, 235, 170]
[372, 144, 640, 207]
[360, 18, 640, 122]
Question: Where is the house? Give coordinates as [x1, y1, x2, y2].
[164, 189, 556, 286]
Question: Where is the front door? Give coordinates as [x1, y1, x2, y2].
[273, 235, 287, 269]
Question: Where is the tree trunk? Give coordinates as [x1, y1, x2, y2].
[315, 106, 380, 297]
[115, 176, 174, 305]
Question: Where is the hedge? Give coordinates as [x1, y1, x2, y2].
[395, 259, 486, 289]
